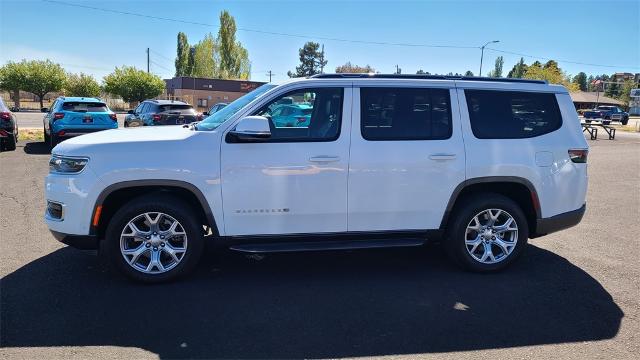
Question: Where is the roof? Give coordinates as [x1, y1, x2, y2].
[311, 73, 547, 84]
[148, 99, 188, 105]
[569, 91, 624, 106]
[58, 96, 103, 103]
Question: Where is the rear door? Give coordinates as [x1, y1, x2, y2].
[348, 81, 465, 231]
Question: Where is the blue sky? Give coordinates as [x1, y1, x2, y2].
[1, 0, 638, 83]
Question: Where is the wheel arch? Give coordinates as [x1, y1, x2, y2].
[91, 180, 219, 238]
[440, 176, 541, 236]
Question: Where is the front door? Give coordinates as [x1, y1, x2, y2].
[221, 86, 352, 236]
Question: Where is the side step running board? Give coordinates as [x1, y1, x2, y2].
[230, 238, 425, 253]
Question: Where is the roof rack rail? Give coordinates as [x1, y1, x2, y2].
[310, 73, 547, 84]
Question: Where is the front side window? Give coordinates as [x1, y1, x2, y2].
[360, 87, 452, 141]
[465, 90, 562, 139]
[252, 87, 344, 142]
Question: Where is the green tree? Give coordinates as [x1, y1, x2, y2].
[64, 73, 101, 97]
[507, 57, 528, 78]
[103, 66, 165, 103]
[523, 59, 578, 91]
[616, 80, 635, 108]
[191, 33, 216, 77]
[335, 62, 375, 73]
[0, 60, 28, 109]
[587, 75, 595, 91]
[572, 72, 588, 91]
[287, 42, 327, 78]
[605, 77, 620, 98]
[216, 10, 251, 79]
[464, 70, 474, 76]
[21, 60, 66, 109]
[175, 32, 191, 76]
[488, 56, 504, 77]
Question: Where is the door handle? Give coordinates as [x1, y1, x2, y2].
[429, 153, 457, 161]
[309, 156, 340, 163]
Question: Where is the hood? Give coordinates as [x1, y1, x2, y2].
[53, 126, 196, 156]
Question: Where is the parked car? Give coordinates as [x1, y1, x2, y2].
[124, 100, 202, 127]
[204, 102, 227, 116]
[0, 97, 18, 151]
[583, 105, 629, 125]
[268, 103, 313, 127]
[45, 74, 588, 283]
[42, 97, 118, 149]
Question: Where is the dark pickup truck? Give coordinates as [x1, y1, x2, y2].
[583, 106, 629, 125]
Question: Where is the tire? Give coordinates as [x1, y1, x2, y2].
[124, 121, 129, 128]
[4, 135, 16, 151]
[105, 193, 204, 283]
[444, 193, 528, 272]
[49, 134, 58, 150]
[43, 125, 50, 143]
[621, 118, 628, 126]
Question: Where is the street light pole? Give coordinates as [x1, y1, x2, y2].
[479, 40, 499, 77]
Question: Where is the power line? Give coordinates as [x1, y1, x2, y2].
[41, 0, 477, 49]
[149, 60, 172, 72]
[485, 47, 640, 70]
[41, 0, 640, 70]
[149, 49, 174, 63]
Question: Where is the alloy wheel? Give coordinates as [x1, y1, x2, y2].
[464, 208, 518, 264]
[119, 212, 188, 274]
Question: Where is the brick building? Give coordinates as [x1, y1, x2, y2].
[164, 77, 266, 110]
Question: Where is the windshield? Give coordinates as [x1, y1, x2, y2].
[159, 104, 194, 112]
[197, 84, 276, 131]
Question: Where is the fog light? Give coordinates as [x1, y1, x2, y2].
[47, 201, 64, 220]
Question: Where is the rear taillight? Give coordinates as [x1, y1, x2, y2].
[109, 113, 117, 121]
[58, 130, 66, 136]
[0, 129, 8, 137]
[152, 114, 161, 121]
[0, 112, 10, 121]
[53, 112, 65, 120]
[569, 149, 588, 163]
[296, 117, 306, 124]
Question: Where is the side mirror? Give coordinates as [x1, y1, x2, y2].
[41, 107, 48, 113]
[227, 116, 271, 142]
[127, 110, 134, 114]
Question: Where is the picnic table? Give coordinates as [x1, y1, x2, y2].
[581, 120, 616, 140]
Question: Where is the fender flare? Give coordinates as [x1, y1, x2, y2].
[439, 176, 541, 230]
[91, 179, 218, 235]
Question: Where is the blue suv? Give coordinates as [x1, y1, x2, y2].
[43, 97, 118, 148]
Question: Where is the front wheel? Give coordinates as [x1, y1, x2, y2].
[445, 194, 528, 272]
[621, 118, 629, 126]
[105, 194, 204, 283]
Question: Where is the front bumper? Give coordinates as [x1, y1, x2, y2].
[50, 230, 99, 250]
[535, 203, 586, 236]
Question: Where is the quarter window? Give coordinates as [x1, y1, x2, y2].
[360, 87, 452, 141]
[252, 88, 344, 142]
[465, 90, 562, 139]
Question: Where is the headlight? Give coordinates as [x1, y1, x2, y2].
[49, 155, 89, 174]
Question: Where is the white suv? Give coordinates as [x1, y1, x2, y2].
[45, 74, 588, 282]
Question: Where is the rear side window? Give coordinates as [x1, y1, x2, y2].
[159, 104, 194, 112]
[361, 87, 452, 141]
[465, 90, 562, 139]
[61, 102, 108, 112]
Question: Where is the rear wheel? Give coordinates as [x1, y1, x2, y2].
[49, 133, 58, 150]
[43, 125, 50, 143]
[4, 134, 16, 151]
[445, 193, 528, 272]
[105, 194, 204, 283]
[621, 117, 629, 126]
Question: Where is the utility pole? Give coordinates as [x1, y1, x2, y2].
[267, 70, 274, 82]
[479, 40, 499, 77]
[395, 64, 401, 74]
[146, 47, 150, 73]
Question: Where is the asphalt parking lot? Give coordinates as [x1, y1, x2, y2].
[1, 133, 639, 359]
